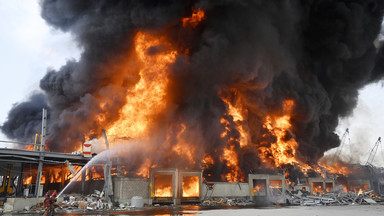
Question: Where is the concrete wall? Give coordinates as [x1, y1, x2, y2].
[201, 182, 250, 199]
[113, 177, 150, 205]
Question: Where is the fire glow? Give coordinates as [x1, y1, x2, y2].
[182, 176, 199, 197]
[85, 8, 357, 183]
[12, 2, 382, 188]
[154, 175, 172, 197]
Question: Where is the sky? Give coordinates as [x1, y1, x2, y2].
[0, 0, 80, 142]
[0, 0, 383, 166]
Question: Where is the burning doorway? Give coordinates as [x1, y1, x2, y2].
[249, 174, 286, 203]
[180, 171, 202, 203]
[150, 168, 202, 204]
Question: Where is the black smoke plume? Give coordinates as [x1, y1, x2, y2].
[1, 0, 384, 179]
[1, 93, 48, 142]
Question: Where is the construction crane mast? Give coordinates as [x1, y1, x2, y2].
[366, 137, 381, 165]
[332, 128, 349, 163]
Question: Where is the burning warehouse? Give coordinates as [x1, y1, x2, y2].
[1, 0, 384, 210]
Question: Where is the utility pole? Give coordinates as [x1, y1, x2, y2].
[102, 129, 113, 205]
[35, 108, 47, 197]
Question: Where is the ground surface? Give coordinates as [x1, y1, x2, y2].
[197, 205, 384, 216]
[4, 204, 384, 215]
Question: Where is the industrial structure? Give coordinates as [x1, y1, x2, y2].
[0, 109, 383, 209]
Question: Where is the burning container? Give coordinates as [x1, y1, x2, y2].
[308, 177, 335, 194]
[150, 168, 202, 205]
[180, 170, 202, 203]
[347, 179, 371, 193]
[249, 174, 286, 204]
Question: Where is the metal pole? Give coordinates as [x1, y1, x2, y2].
[81, 167, 86, 194]
[35, 108, 47, 197]
[17, 163, 24, 196]
[102, 129, 113, 204]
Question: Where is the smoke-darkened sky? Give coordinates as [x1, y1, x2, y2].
[0, 0, 384, 167]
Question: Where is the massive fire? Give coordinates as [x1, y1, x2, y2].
[85, 9, 359, 184]
[19, 4, 380, 193]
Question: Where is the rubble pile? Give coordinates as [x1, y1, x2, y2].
[286, 189, 384, 206]
[201, 198, 254, 207]
[58, 190, 114, 211]
[25, 190, 117, 213]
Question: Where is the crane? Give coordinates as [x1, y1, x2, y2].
[332, 128, 349, 163]
[366, 137, 381, 165]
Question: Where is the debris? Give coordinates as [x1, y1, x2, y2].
[284, 189, 383, 206]
[201, 197, 253, 207]
[363, 198, 376, 204]
[78, 201, 87, 209]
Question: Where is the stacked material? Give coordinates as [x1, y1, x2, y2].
[201, 198, 254, 207]
[286, 189, 383, 206]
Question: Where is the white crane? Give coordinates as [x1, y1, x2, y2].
[366, 137, 381, 165]
[332, 128, 349, 163]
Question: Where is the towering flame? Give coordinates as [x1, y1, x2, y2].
[106, 31, 177, 139]
[2, 1, 384, 183]
[259, 99, 300, 167]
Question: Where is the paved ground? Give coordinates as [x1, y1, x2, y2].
[4, 204, 384, 215]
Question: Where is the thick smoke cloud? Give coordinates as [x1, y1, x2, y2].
[1, 0, 384, 177]
[1, 93, 48, 142]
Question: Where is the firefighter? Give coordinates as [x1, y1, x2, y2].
[43, 191, 57, 216]
[43, 192, 51, 216]
[48, 192, 57, 216]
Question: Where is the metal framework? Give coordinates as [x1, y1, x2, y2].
[366, 137, 381, 165]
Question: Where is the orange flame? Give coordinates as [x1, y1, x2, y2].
[24, 145, 35, 151]
[182, 8, 205, 27]
[202, 154, 214, 165]
[221, 90, 250, 148]
[136, 158, 154, 178]
[154, 175, 172, 197]
[220, 145, 245, 182]
[318, 162, 352, 177]
[168, 123, 196, 165]
[253, 180, 266, 194]
[182, 176, 200, 197]
[312, 185, 324, 194]
[106, 31, 177, 139]
[259, 99, 301, 167]
[23, 176, 32, 185]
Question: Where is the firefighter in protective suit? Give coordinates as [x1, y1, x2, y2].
[43, 191, 57, 216]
